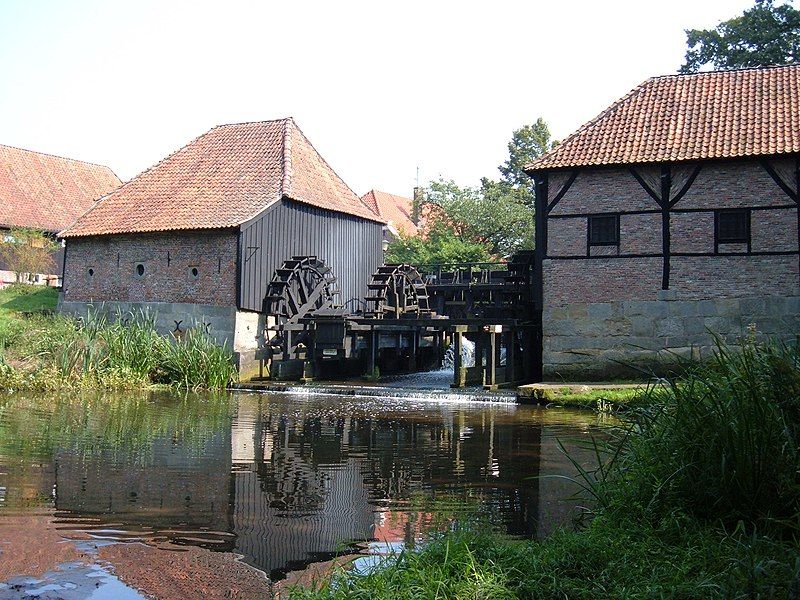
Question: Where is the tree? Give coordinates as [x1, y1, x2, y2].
[385, 119, 554, 265]
[0, 228, 58, 283]
[681, 0, 800, 73]
[385, 224, 492, 265]
[498, 118, 556, 192]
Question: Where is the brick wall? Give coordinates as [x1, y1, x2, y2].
[550, 167, 655, 214]
[544, 257, 662, 306]
[544, 158, 799, 306]
[63, 230, 238, 306]
[539, 157, 800, 379]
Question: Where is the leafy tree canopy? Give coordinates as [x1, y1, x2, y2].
[681, 0, 800, 73]
[498, 118, 556, 191]
[385, 120, 555, 265]
[384, 223, 492, 265]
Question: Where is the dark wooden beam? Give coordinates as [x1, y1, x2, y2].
[760, 159, 799, 203]
[546, 170, 579, 213]
[628, 167, 662, 206]
[668, 164, 702, 208]
[660, 165, 672, 290]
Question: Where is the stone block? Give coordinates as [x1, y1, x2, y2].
[656, 316, 685, 337]
[544, 318, 579, 336]
[764, 296, 787, 316]
[657, 289, 678, 301]
[703, 316, 738, 336]
[683, 316, 708, 336]
[630, 316, 655, 337]
[739, 297, 767, 317]
[716, 298, 741, 317]
[667, 300, 696, 317]
[587, 303, 614, 319]
[698, 299, 719, 317]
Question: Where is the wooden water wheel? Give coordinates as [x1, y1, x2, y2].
[364, 264, 431, 319]
[264, 256, 340, 323]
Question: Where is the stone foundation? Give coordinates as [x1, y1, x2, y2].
[58, 298, 267, 380]
[542, 292, 800, 380]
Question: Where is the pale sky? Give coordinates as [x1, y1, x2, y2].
[0, 0, 756, 197]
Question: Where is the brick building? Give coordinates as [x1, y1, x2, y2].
[0, 144, 121, 286]
[59, 118, 384, 378]
[526, 65, 800, 379]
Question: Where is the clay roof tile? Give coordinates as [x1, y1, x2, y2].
[528, 65, 800, 171]
[60, 118, 382, 238]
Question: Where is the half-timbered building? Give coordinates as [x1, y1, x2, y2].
[526, 65, 800, 379]
[59, 118, 384, 378]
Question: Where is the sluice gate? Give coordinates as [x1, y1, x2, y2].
[263, 251, 540, 389]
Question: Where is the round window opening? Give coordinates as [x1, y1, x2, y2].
[88, 268, 94, 277]
[136, 264, 145, 277]
[191, 267, 199, 278]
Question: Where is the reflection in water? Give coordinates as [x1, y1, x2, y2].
[0, 391, 608, 580]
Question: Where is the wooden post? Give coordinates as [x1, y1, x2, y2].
[410, 329, 418, 371]
[452, 329, 463, 387]
[485, 330, 497, 390]
[506, 330, 517, 384]
[367, 327, 377, 376]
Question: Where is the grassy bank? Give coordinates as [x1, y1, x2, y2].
[0, 285, 236, 391]
[290, 339, 800, 599]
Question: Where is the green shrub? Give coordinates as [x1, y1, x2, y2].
[1, 309, 236, 391]
[586, 338, 800, 535]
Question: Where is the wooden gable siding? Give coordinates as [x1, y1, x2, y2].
[238, 198, 383, 313]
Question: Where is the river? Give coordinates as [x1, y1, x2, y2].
[0, 390, 612, 598]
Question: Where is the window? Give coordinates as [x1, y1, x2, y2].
[188, 266, 199, 281]
[588, 214, 619, 246]
[716, 210, 750, 244]
[135, 263, 145, 277]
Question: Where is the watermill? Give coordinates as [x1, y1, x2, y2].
[264, 256, 341, 361]
[264, 256, 341, 323]
[364, 264, 431, 319]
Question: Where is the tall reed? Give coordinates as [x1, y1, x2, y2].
[15, 309, 237, 390]
[585, 338, 800, 535]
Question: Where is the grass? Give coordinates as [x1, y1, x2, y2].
[0, 284, 236, 391]
[288, 522, 799, 599]
[532, 386, 643, 411]
[0, 285, 58, 348]
[289, 338, 800, 599]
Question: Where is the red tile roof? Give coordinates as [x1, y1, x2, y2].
[0, 145, 121, 233]
[527, 64, 800, 171]
[60, 118, 382, 238]
[361, 189, 418, 235]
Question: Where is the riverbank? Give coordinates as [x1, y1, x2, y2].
[0, 285, 236, 391]
[287, 338, 800, 599]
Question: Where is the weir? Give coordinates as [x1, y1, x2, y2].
[260, 251, 540, 390]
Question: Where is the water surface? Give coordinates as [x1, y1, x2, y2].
[0, 390, 610, 595]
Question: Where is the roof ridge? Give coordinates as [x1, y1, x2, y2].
[649, 62, 800, 81]
[280, 118, 294, 198]
[0, 143, 118, 173]
[212, 116, 293, 129]
[288, 120, 380, 218]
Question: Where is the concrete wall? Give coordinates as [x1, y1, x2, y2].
[62, 230, 238, 306]
[58, 299, 266, 380]
[543, 292, 800, 379]
[540, 157, 800, 379]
